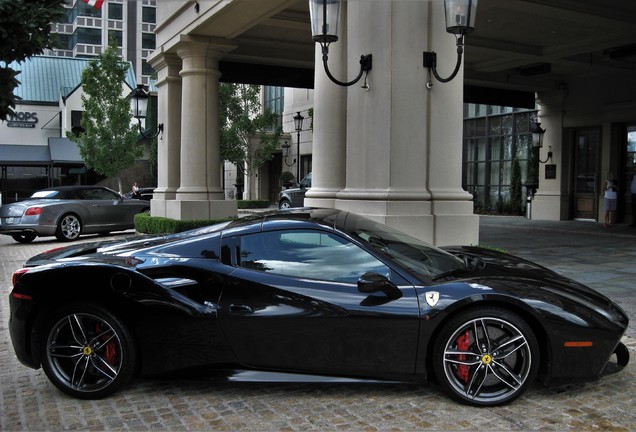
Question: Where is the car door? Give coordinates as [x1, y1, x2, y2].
[218, 228, 421, 380]
[81, 188, 129, 229]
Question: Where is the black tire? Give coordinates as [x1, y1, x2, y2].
[55, 213, 82, 241]
[12, 233, 36, 243]
[40, 303, 137, 399]
[279, 199, 291, 209]
[432, 307, 539, 406]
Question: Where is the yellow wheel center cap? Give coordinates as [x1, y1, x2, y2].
[481, 354, 492, 365]
[83, 346, 93, 356]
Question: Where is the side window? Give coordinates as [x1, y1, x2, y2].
[238, 230, 390, 283]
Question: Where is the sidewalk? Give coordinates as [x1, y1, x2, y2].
[479, 216, 636, 339]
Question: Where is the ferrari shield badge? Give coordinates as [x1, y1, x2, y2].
[425, 291, 440, 307]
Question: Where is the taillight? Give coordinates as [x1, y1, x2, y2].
[24, 207, 42, 216]
[12, 268, 30, 287]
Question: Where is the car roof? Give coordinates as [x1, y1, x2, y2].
[222, 208, 343, 235]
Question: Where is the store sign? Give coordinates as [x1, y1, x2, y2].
[7, 112, 38, 128]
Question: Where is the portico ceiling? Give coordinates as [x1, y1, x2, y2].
[173, 0, 636, 101]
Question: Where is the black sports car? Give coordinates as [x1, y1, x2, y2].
[8, 209, 629, 406]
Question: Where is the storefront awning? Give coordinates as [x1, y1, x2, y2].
[0, 145, 50, 165]
[48, 138, 83, 164]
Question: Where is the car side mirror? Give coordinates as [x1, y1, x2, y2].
[357, 272, 402, 300]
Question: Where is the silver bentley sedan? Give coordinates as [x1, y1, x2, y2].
[0, 186, 149, 243]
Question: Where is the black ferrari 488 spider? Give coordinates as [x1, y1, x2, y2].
[9, 208, 629, 406]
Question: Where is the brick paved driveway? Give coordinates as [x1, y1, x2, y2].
[1, 230, 634, 431]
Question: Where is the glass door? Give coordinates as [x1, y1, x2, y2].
[573, 129, 600, 220]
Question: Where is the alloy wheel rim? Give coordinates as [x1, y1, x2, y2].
[61, 216, 80, 239]
[46, 313, 123, 393]
[442, 316, 532, 404]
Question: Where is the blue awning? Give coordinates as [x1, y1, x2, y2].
[0, 139, 83, 166]
[48, 137, 83, 164]
[0, 144, 50, 165]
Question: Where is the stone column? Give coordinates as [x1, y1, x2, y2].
[333, 1, 477, 246]
[166, 38, 236, 220]
[148, 52, 181, 218]
[426, 1, 479, 245]
[532, 90, 565, 220]
[303, 7, 348, 208]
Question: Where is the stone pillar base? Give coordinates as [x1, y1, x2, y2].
[432, 200, 479, 246]
[531, 192, 561, 220]
[165, 199, 237, 221]
[335, 199, 435, 243]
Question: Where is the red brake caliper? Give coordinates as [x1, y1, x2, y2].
[455, 329, 470, 383]
[96, 323, 118, 364]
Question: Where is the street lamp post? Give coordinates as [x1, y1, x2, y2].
[293, 111, 304, 184]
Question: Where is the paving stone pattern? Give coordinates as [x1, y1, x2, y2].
[1, 218, 635, 431]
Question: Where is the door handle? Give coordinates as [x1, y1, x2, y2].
[230, 304, 253, 314]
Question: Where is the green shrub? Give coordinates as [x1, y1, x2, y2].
[237, 200, 270, 209]
[134, 212, 236, 234]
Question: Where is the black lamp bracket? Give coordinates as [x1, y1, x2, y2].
[137, 119, 163, 140]
[423, 35, 464, 89]
[539, 146, 553, 164]
[321, 44, 372, 89]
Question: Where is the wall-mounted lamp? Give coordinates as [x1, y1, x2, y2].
[309, 0, 372, 88]
[282, 141, 295, 167]
[129, 84, 163, 139]
[531, 120, 552, 163]
[423, 0, 478, 89]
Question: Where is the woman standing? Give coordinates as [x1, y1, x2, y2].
[603, 172, 618, 227]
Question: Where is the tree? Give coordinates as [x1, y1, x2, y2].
[69, 40, 140, 193]
[0, 0, 65, 120]
[219, 83, 282, 200]
[510, 158, 523, 215]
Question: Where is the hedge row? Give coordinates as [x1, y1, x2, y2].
[134, 212, 236, 234]
[237, 200, 270, 209]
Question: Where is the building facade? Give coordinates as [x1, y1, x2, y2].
[0, 56, 137, 205]
[46, 0, 157, 86]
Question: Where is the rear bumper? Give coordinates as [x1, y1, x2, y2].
[8, 293, 40, 370]
[0, 224, 56, 237]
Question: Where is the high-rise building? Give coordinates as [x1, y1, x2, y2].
[45, 0, 156, 86]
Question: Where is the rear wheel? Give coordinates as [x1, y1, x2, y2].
[432, 307, 539, 406]
[12, 233, 36, 243]
[40, 303, 136, 399]
[55, 213, 81, 241]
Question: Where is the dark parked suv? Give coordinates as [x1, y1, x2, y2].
[278, 172, 311, 209]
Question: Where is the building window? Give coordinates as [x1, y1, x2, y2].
[464, 105, 535, 213]
[108, 30, 123, 47]
[141, 59, 154, 76]
[263, 86, 284, 129]
[77, 1, 101, 18]
[142, 6, 156, 23]
[73, 28, 102, 46]
[141, 33, 155, 50]
[108, 3, 123, 20]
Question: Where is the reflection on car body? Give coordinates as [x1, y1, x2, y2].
[0, 186, 149, 243]
[8, 208, 629, 406]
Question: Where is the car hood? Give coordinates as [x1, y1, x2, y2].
[442, 245, 620, 311]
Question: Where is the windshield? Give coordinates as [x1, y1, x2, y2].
[344, 214, 464, 280]
[31, 190, 60, 199]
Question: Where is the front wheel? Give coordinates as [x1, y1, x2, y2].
[40, 303, 137, 399]
[432, 307, 539, 406]
[55, 213, 81, 241]
[279, 199, 291, 209]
